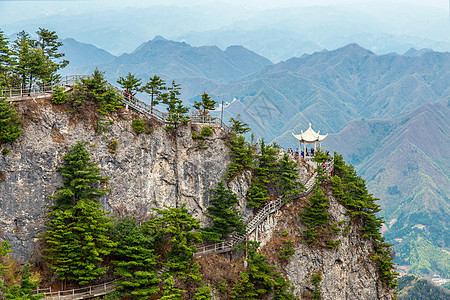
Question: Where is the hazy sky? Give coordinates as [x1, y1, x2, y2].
[0, 0, 448, 57]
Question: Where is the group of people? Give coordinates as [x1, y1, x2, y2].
[286, 148, 330, 158]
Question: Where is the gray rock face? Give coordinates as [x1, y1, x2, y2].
[0, 101, 231, 262]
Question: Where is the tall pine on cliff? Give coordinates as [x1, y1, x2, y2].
[111, 217, 160, 299]
[276, 153, 303, 198]
[201, 181, 245, 242]
[143, 205, 202, 282]
[42, 141, 116, 286]
[247, 140, 278, 208]
[299, 187, 330, 245]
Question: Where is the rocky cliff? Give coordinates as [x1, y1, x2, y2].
[0, 98, 233, 262]
[0, 98, 395, 299]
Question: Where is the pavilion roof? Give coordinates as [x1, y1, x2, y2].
[292, 123, 328, 143]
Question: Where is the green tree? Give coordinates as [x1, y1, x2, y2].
[11, 31, 47, 90]
[111, 217, 160, 299]
[193, 92, 216, 119]
[141, 75, 166, 114]
[42, 141, 116, 285]
[74, 69, 122, 115]
[0, 97, 22, 144]
[162, 81, 189, 128]
[225, 134, 253, 181]
[246, 177, 269, 209]
[256, 139, 278, 185]
[275, 153, 303, 198]
[160, 276, 185, 300]
[299, 188, 330, 245]
[51, 86, 67, 104]
[35, 28, 68, 85]
[246, 140, 278, 208]
[0, 30, 14, 88]
[0, 264, 44, 300]
[201, 181, 245, 242]
[117, 73, 141, 97]
[229, 118, 250, 135]
[143, 205, 202, 281]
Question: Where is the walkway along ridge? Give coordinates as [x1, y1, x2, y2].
[0, 75, 230, 130]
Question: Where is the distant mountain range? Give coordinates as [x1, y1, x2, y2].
[57, 37, 449, 279]
[61, 36, 272, 83]
[324, 100, 450, 277]
[60, 38, 116, 67]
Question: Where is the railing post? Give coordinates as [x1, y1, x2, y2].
[104, 282, 106, 292]
[58, 291, 61, 300]
[90, 286, 92, 295]
[72, 288, 75, 299]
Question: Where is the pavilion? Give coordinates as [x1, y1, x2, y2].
[292, 123, 328, 154]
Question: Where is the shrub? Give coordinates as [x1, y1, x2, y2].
[108, 139, 118, 153]
[51, 86, 67, 104]
[200, 125, 213, 136]
[132, 119, 146, 134]
[311, 271, 322, 300]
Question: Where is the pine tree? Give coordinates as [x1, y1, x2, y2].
[256, 139, 278, 185]
[11, 31, 47, 90]
[0, 30, 14, 88]
[0, 97, 22, 144]
[228, 118, 250, 135]
[143, 205, 202, 281]
[141, 75, 166, 114]
[246, 140, 278, 208]
[111, 217, 160, 299]
[201, 181, 245, 242]
[42, 141, 116, 285]
[159, 276, 185, 300]
[225, 134, 253, 181]
[0, 264, 44, 300]
[275, 153, 303, 198]
[193, 92, 216, 119]
[117, 73, 141, 97]
[162, 81, 189, 128]
[299, 188, 330, 245]
[246, 177, 269, 209]
[35, 28, 68, 85]
[76, 69, 122, 115]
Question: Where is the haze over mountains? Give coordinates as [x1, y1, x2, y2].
[1, 1, 449, 61]
[57, 35, 450, 279]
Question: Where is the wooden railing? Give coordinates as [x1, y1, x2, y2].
[0, 74, 229, 130]
[0, 75, 88, 100]
[32, 280, 116, 300]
